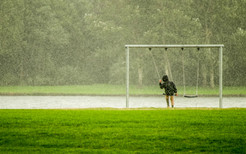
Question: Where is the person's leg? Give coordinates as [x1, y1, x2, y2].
[170, 96, 174, 108]
[165, 95, 170, 108]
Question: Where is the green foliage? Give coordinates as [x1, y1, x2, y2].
[225, 28, 246, 86]
[56, 66, 81, 85]
[0, 0, 245, 86]
[0, 109, 245, 153]
[1, 73, 19, 86]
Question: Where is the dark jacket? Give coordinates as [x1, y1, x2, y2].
[159, 75, 177, 96]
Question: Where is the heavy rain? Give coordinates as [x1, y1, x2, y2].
[1, 1, 245, 108]
[1, 1, 246, 153]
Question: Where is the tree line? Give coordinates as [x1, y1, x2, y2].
[1, 0, 245, 87]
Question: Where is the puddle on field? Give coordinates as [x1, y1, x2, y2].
[0, 96, 245, 109]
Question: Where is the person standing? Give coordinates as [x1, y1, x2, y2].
[159, 75, 177, 108]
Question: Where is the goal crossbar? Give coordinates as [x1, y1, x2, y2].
[125, 44, 224, 108]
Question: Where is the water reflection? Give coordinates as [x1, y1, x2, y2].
[0, 96, 245, 109]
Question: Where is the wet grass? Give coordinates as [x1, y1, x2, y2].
[0, 109, 246, 153]
[0, 85, 245, 96]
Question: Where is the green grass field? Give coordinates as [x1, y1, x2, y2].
[0, 109, 245, 153]
[0, 85, 245, 96]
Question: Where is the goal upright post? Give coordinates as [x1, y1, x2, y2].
[126, 46, 130, 108]
[125, 44, 224, 108]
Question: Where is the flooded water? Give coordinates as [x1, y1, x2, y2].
[0, 96, 245, 109]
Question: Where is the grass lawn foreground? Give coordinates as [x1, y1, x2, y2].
[0, 109, 245, 153]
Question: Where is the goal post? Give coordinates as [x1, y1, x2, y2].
[125, 44, 224, 108]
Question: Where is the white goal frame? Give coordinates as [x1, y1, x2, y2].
[125, 44, 224, 108]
